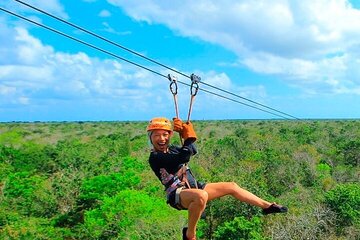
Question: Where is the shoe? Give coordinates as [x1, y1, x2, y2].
[263, 203, 288, 215]
[182, 227, 188, 240]
[182, 227, 196, 240]
[200, 211, 206, 219]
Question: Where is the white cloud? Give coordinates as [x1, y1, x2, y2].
[18, 96, 30, 105]
[101, 22, 132, 35]
[14, 27, 54, 65]
[99, 9, 111, 17]
[0, 85, 16, 95]
[242, 51, 360, 94]
[0, 65, 54, 86]
[108, 0, 360, 95]
[0, 26, 169, 112]
[204, 71, 232, 90]
[179, 70, 268, 114]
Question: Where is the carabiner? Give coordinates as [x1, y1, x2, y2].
[190, 73, 200, 96]
[190, 82, 199, 96]
[187, 73, 201, 122]
[168, 74, 182, 144]
[168, 74, 178, 95]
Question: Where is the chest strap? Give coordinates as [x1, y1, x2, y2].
[177, 164, 198, 189]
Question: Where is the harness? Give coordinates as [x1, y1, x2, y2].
[160, 163, 198, 210]
[161, 164, 192, 193]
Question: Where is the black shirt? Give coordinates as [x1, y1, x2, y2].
[148, 140, 197, 188]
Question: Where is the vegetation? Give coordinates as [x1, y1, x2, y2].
[0, 120, 359, 239]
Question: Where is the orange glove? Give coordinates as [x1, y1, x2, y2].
[173, 118, 183, 133]
[181, 121, 197, 142]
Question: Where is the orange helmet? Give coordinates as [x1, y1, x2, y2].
[146, 117, 172, 132]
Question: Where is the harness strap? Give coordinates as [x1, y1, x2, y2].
[168, 74, 180, 119]
[168, 74, 183, 144]
[177, 164, 198, 189]
[183, 166, 191, 189]
[175, 186, 186, 210]
[186, 166, 198, 189]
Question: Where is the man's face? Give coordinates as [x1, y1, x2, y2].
[150, 129, 171, 153]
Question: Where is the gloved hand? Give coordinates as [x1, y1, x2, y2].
[173, 118, 183, 133]
[181, 121, 197, 142]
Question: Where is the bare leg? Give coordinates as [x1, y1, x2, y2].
[204, 182, 272, 208]
[180, 189, 208, 239]
[179, 182, 272, 239]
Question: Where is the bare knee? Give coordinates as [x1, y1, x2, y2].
[194, 191, 208, 207]
[229, 181, 239, 187]
[228, 182, 240, 194]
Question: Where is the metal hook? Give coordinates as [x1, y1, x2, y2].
[190, 73, 200, 97]
[187, 74, 201, 122]
[168, 74, 178, 95]
[190, 82, 199, 96]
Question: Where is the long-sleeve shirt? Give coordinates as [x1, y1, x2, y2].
[149, 140, 198, 192]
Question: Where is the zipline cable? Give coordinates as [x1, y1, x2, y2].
[200, 81, 300, 120]
[197, 86, 292, 119]
[13, 0, 299, 120]
[0, 7, 293, 120]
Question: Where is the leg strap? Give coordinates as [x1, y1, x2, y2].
[175, 186, 187, 210]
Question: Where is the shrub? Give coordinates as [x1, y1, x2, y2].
[83, 190, 186, 239]
[78, 171, 141, 208]
[0, 216, 73, 239]
[213, 216, 263, 240]
[325, 183, 360, 227]
[4, 171, 57, 217]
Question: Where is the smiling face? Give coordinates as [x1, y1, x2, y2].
[150, 129, 172, 153]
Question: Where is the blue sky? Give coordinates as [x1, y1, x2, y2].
[1, 0, 360, 121]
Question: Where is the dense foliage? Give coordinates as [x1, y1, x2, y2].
[0, 120, 359, 239]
